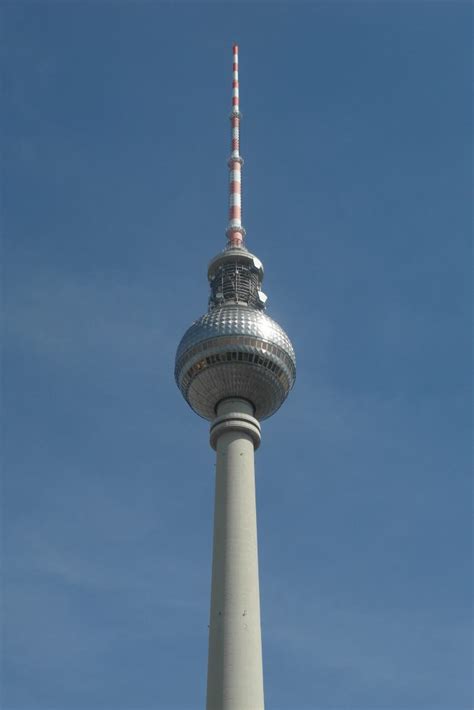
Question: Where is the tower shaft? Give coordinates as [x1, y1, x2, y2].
[206, 399, 265, 710]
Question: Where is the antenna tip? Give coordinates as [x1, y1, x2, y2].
[233, 43, 239, 52]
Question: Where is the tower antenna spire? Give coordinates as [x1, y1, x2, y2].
[226, 43, 246, 248]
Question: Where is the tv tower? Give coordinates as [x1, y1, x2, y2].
[175, 45, 296, 710]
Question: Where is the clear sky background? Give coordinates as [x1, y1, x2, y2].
[2, 2, 471, 709]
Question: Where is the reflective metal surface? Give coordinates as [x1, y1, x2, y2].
[175, 304, 296, 421]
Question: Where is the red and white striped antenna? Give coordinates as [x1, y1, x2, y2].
[226, 44, 246, 248]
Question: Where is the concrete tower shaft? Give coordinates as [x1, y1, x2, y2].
[207, 399, 264, 710]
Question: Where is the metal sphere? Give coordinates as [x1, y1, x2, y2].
[175, 305, 296, 421]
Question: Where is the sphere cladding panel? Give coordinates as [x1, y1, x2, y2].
[175, 305, 296, 420]
[176, 306, 295, 362]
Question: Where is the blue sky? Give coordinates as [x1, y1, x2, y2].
[2, 2, 471, 709]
